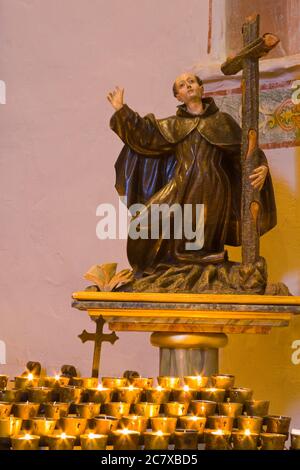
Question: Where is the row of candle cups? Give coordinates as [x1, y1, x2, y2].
[0, 399, 272, 422]
[0, 418, 293, 450]
[1, 373, 243, 391]
[0, 412, 292, 434]
[0, 385, 267, 410]
[0, 371, 298, 450]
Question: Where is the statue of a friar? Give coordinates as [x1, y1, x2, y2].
[107, 72, 277, 293]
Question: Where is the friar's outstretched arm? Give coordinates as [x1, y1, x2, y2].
[108, 86, 173, 156]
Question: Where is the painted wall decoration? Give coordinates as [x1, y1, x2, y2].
[210, 81, 300, 149]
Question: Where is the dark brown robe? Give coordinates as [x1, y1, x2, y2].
[110, 98, 277, 274]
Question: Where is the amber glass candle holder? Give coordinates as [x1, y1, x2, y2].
[151, 416, 177, 434]
[228, 387, 253, 404]
[264, 415, 291, 435]
[70, 377, 98, 389]
[144, 431, 170, 450]
[101, 377, 128, 389]
[204, 429, 231, 450]
[11, 433, 40, 450]
[260, 432, 286, 450]
[237, 415, 263, 434]
[43, 402, 70, 419]
[28, 417, 56, 436]
[190, 400, 217, 417]
[12, 402, 40, 419]
[0, 417, 22, 438]
[59, 386, 83, 404]
[15, 376, 39, 389]
[179, 415, 206, 432]
[119, 415, 148, 433]
[130, 377, 153, 389]
[231, 430, 259, 450]
[145, 387, 171, 404]
[47, 432, 76, 450]
[103, 402, 131, 419]
[76, 402, 101, 419]
[157, 376, 180, 389]
[0, 389, 23, 403]
[164, 402, 188, 417]
[183, 376, 209, 390]
[27, 387, 53, 403]
[80, 433, 108, 450]
[244, 400, 269, 417]
[291, 430, 300, 450]
[134, 402, 160, 418]
[0, 375, 8, 390]
[172, 386, 198, 403]
[86, 385, 113, 404]
[41, 376, 70, 388]
[58, 416, 87, 437]
[211, 374, 235, 390]
[0, 402, 13, 418]
[116, 386, 142, 404]
[112, 429, 140, 450]
[200, 388, 225, 403]
[174, 429, 198, 450]
[91, 415, 119, 434]
[218, 402, 243, 418]
[207, 415, 234, 432]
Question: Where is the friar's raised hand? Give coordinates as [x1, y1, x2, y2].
[107, 86, 124, 111]
[249, 165, 268, 191]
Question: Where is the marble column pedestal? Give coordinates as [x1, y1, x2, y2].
[150, 332, 228, 376]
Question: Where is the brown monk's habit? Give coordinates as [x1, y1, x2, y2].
[110, 98, 276, 274]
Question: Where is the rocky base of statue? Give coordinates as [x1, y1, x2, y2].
[113, 256, 290, 295]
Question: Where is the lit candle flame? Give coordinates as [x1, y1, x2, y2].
[88, 433, 96, 439]
[157, 386, 162, 391]
[55, 375, 60, 380]
[183, 385, 189, 392]
[97, 384, 103, 390]
[60, 433, 67, 439]
[27, 373, 34, 381]
[128, 385, 134, 390]
[212, 429, 224, 435]
[121, 428, 130, 435]
[24, 434, 32, 440]
[156, 430, 163, 436]
[192, 416, 198, 421]
[244, 429, 251, 436]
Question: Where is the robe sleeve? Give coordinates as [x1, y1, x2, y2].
[110, 104, 174, 156]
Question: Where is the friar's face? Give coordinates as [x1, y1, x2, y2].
[174, 73, 203, 104]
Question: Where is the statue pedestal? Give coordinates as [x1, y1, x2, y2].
[151, 332, 228, 376]
[72, 291, 300, 377]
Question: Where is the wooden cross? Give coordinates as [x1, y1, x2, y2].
[221, 15, 279, 264]
[78, 316, 119, 378]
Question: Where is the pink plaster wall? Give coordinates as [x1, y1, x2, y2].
[0, 0, 209, 377]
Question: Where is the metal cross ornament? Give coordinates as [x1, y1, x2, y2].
[78, 316, 119, 378]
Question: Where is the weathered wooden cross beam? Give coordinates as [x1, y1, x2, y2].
[221, 15, 279, 264]
[78, 316, 119, 378]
